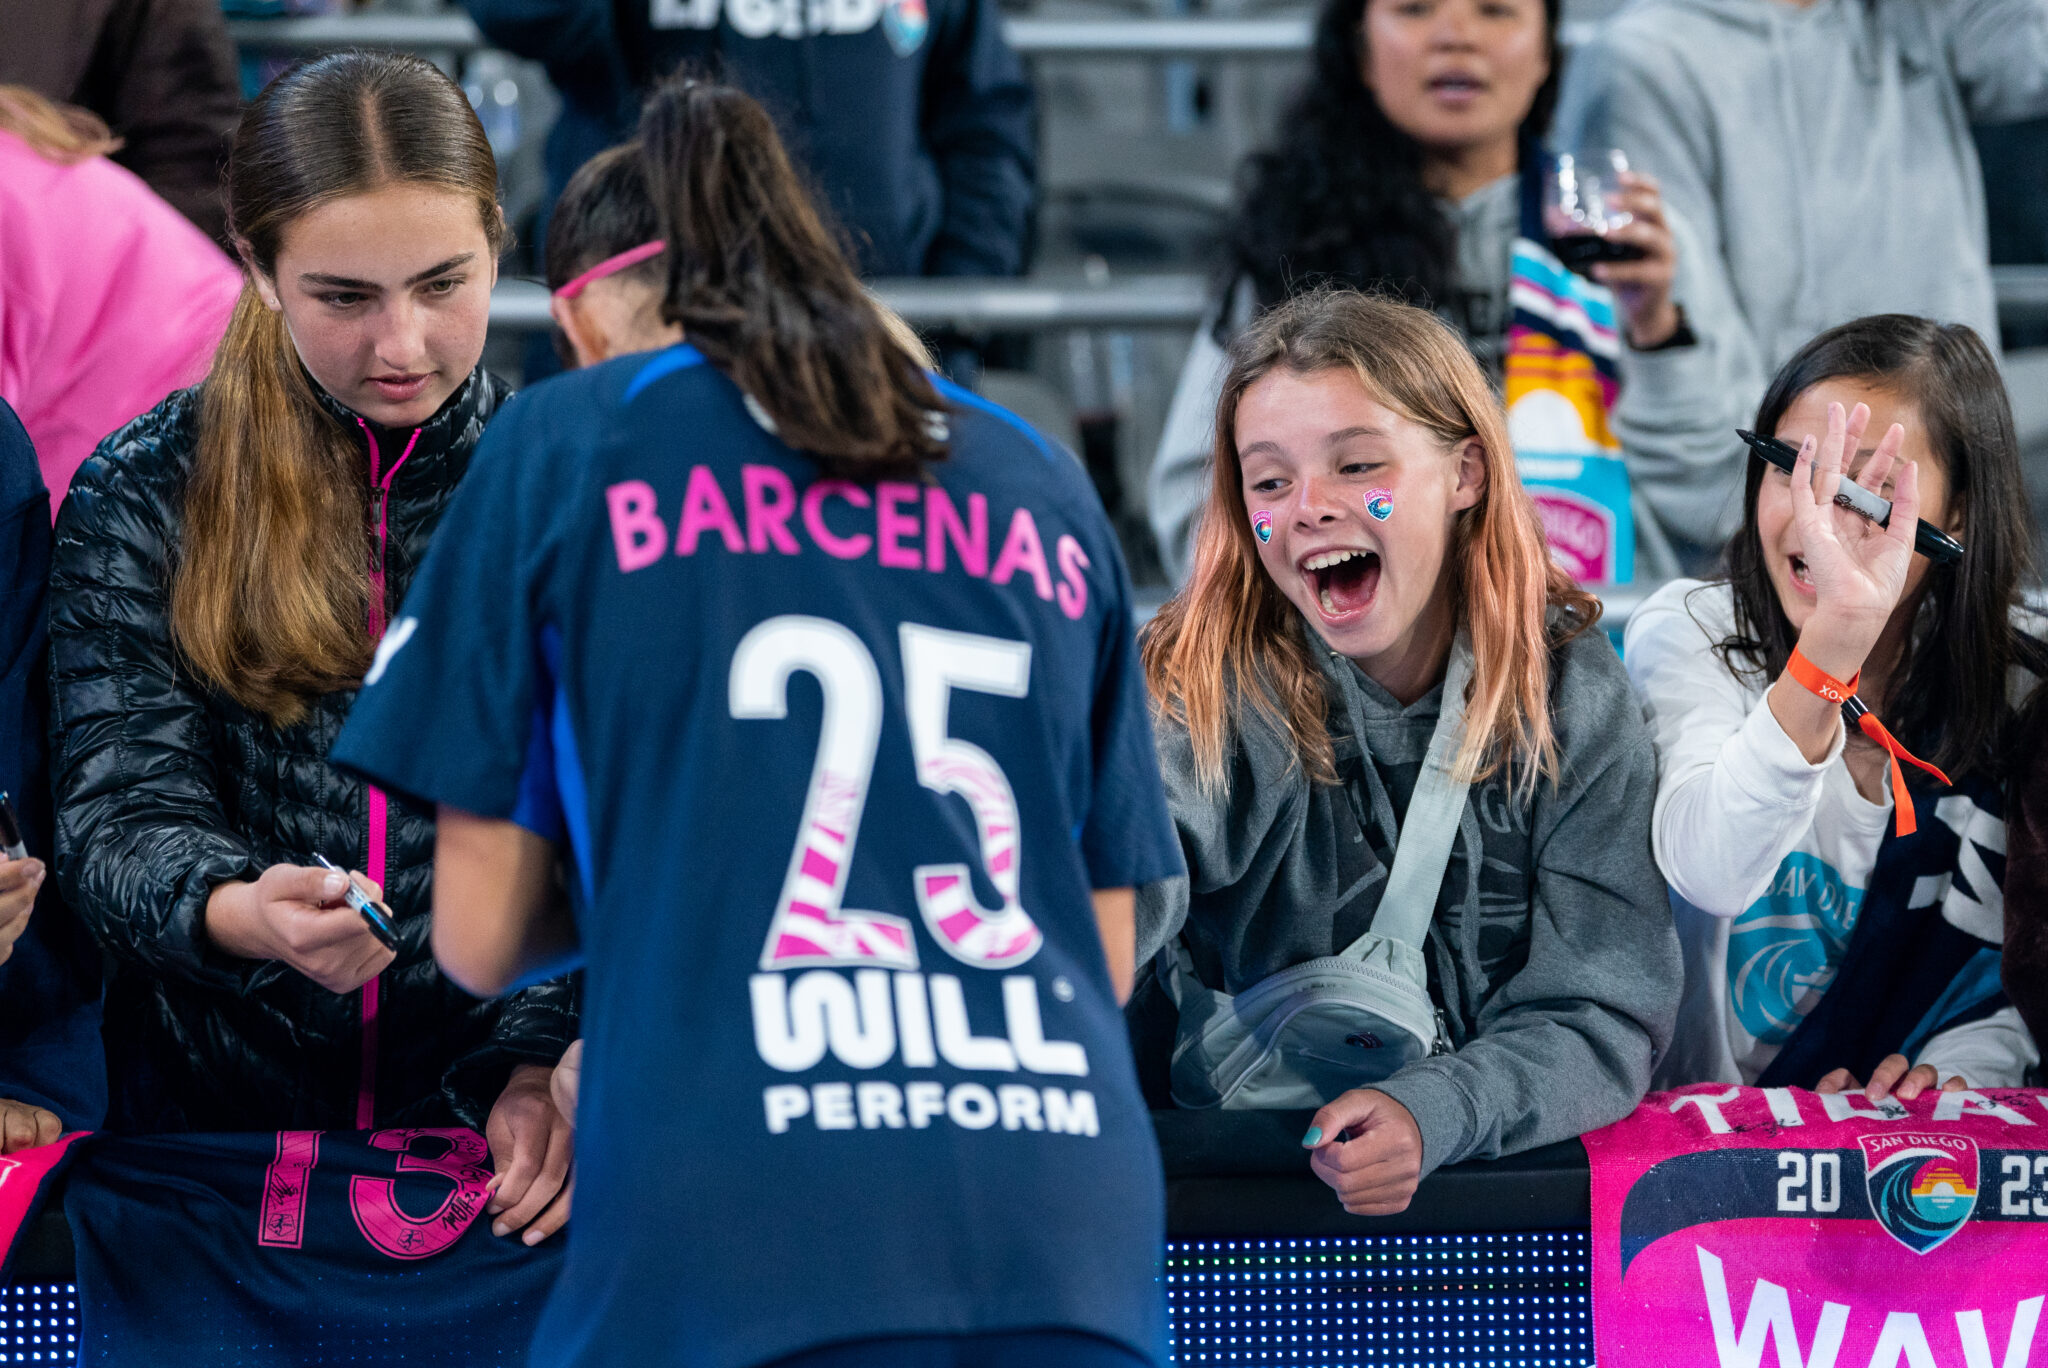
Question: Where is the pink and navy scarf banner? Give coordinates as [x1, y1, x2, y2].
[0, 1131, 87, 1278]
[1586, 1085, 2048, 1366]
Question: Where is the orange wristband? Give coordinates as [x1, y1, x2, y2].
[1785, 647, 1859, 704]
[1787, 648, 1951, 837]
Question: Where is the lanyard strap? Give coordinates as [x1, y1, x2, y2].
[1787, 647, 1951, 837]
[1337, 638, 1476, 958]
[1842, 697, 1952, 838]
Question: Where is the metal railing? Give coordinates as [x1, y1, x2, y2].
[499, 269, 2048, 335]
[489, 275, 1216, 333]
[1995, 265, 2048, 325]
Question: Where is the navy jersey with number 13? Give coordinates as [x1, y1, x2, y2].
[333, 344, 1185, 1368]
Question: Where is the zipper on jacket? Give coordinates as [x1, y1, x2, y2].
[353, 417, 422, 1130]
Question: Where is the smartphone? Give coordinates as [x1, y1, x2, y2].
[313, 853, 400, 952]
[0, 792, 26, 863]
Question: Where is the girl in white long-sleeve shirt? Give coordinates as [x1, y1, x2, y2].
[1626, 315, 2045, 1100]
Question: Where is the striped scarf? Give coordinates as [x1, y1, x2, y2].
[1505, 159, 1632, 584]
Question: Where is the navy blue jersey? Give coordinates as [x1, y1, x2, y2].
[65, 1129, 563, 1365]
[332, 346, 1185, 1368]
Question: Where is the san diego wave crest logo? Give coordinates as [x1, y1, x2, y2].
[1861, 1131, 1978, 1254]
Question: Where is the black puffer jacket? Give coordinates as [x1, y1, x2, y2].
[49, 369, 577, 1133]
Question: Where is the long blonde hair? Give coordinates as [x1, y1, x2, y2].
[0, 85, 121, 163]
[1142, 287, 1596, 794]
[174, 53, 504, 726]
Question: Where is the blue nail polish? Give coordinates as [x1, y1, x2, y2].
[1301, 1126, 1323, 1148]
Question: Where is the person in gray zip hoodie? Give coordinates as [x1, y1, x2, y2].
[1140, 287, 1680, 1214]
[1553, 0, 2048, 564]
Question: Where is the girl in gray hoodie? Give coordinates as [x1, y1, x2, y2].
[1139, 288, 1681, 1215]
[1555, 0, 2048, 564]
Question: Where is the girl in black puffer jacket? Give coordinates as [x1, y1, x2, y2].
[49, 52, 577, 1241]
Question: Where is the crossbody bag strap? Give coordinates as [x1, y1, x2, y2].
[1338, 638, 1476, 958]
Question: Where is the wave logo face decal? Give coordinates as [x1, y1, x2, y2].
[1364, 489, 1394, 521]
[1251, 510, 1273, 544]
[1861, 1131, 1978, 1254]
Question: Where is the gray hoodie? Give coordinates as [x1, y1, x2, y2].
[1554, 0, 2048, 558]
[1137, 622, 1682, 1175]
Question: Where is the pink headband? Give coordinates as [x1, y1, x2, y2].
[552, 239, 666, 300]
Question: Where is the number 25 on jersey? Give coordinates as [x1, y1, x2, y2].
[730, 616, 1045, 974]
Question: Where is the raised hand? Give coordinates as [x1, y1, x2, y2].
[1788, 400, 1917, 680]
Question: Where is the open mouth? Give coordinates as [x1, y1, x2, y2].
[1789, 554, 1816, 593]
[1303, 549, 1381, 620]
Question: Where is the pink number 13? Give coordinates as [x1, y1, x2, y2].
[257, 1128, 493, 1261]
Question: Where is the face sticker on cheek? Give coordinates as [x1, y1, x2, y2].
[1365, 488, 1394, 522]
[1252, 510, 1274, 543]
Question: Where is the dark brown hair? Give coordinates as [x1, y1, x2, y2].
[1227, 0, 1559, 321]
[1712, 314, 2048, 781]
[545, 143, 663, 293]
[175, 52, 504, 725]
[634, 77, 944, 477]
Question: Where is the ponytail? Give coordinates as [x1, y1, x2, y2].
[177, 289, 372, 725]
[636, 79, 946, 477]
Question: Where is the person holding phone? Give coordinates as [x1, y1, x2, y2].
[334, 77, 1183, 1367]
[49, 53, 576, 1241]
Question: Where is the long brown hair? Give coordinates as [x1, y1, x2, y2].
[173, 52, 504, 725]
[1143, 287, 1595, 794]
[1714, 315, 2048, 781]
[635, 78, 944, 477]
[0, 85, 121, 163]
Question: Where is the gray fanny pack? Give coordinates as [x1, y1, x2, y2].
[1160, 646, 1473, 1111]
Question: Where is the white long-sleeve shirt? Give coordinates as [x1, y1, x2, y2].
[1625, 579, 2037, 1087]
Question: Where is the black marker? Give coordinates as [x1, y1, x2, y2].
[313, 853, 400, 952]
[1736, 429, 1965, 565]
[0, 793, 24, 862]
